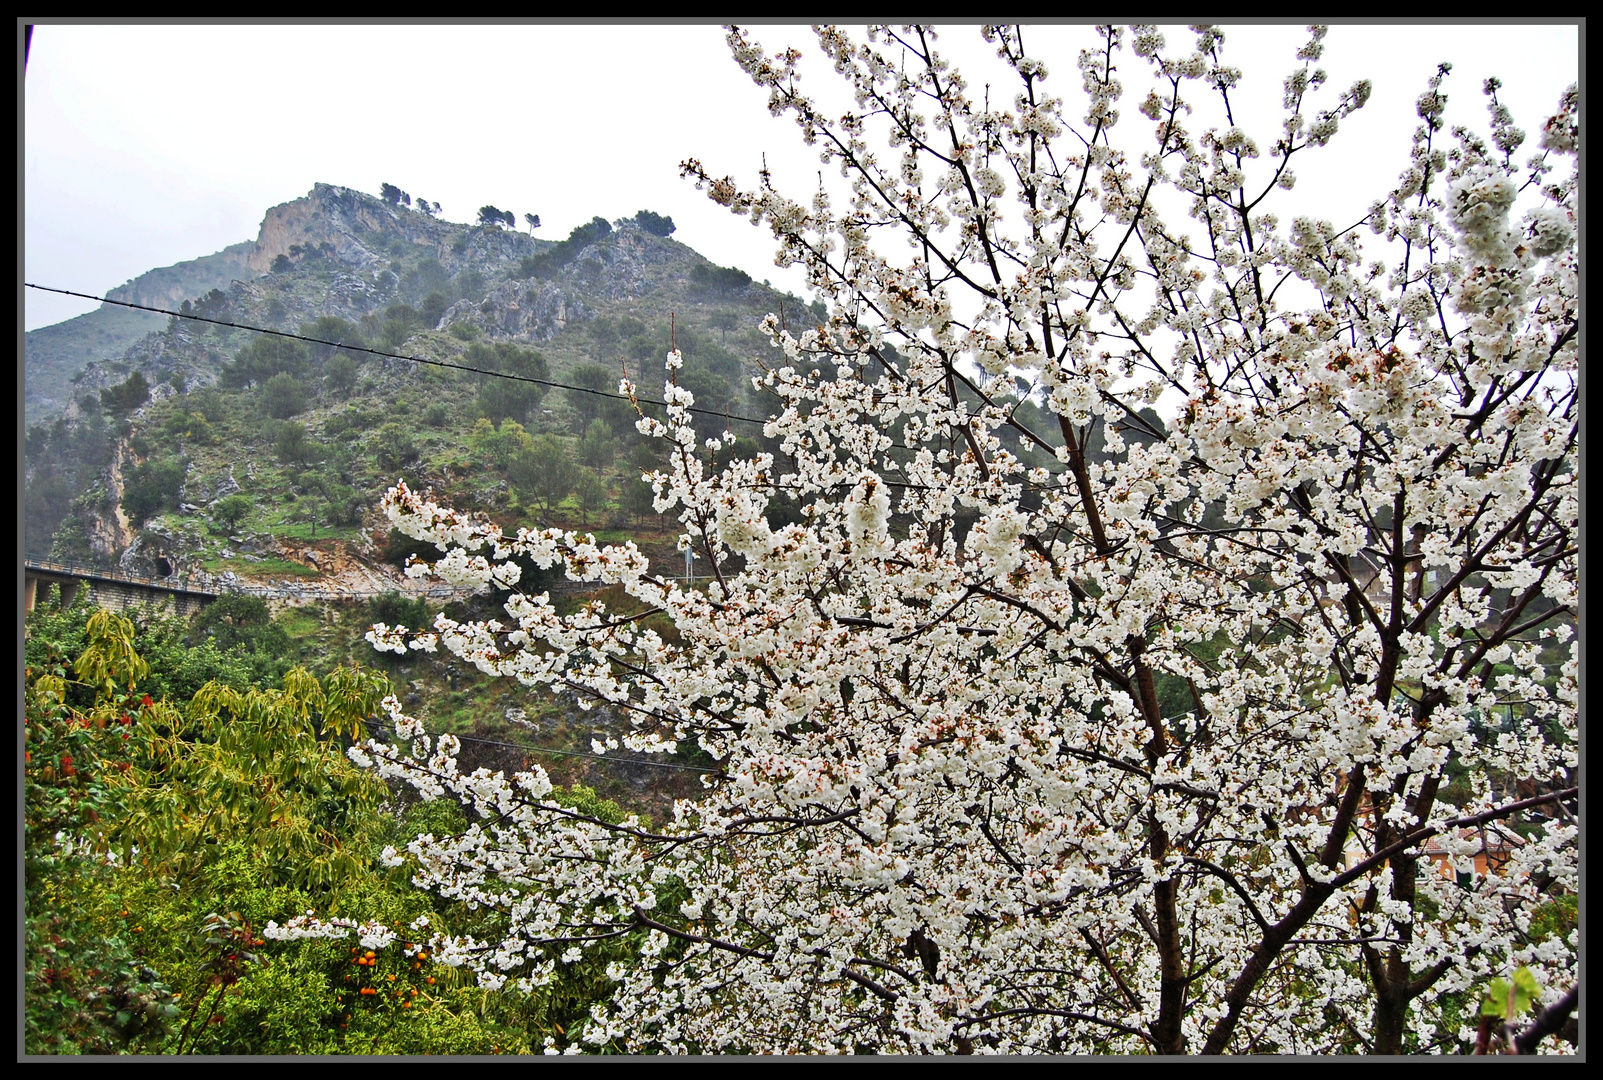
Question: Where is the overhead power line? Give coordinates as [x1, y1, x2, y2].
[26, 283, 1071, 494]
[25, 282, 773, 429]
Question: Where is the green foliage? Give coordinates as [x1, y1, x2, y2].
[468, 417, 535, 471]
[690, 261, 752, 296]
[418, 291, 449, 328]
[568, 363, 634, 433]
[120, 664, 391, 890]
[511, 434, 577, 512]
[161, 405, 216, 446]
[101, 370, 152, 417]
[549, 783, 626, 825]
[369, 591, 429, 632]
[629, 209, 675, 237]
[457, 268, 486, 301]
[221, 336, 308, 389]
[300, 315, 366, 361]
[274, 419, 320, 464]
[24, 604, 636, 1054]
[261, 371, 307, 419]
[567, 215, 612, 248]
[1529, 895, 1577, 943]
[25, 462, 75, 555]
[211, 493, 253, 534]
[1480, 966, 1539, 1019]
[371, 308, 417, 352]
[24, 613, 181, 1054]
[574, 467, 607, 523]
[619, 468, 659, 524]
[122, 455, 187, 526]
[369, 421, 419, 472]
[188, 594, 290, 661]
[518, 215, 613, 278]
[578, 418, 618, 470]
[469, 340, 550, 426]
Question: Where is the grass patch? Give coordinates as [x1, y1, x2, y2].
[201, 556, 320, 578]
[274, 521, 362, 542]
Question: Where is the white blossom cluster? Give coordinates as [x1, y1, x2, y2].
[302, 28, 1576, 1055]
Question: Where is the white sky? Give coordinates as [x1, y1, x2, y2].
[22, 22, 1579, 333]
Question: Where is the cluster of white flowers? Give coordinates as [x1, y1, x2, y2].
[308, 28, 1576, 1056]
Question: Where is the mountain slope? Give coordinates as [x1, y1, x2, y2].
[23, 182, 828, 575]
[25, 241, 257, 422]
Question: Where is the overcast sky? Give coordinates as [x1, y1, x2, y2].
[23, 22, 1579, 332]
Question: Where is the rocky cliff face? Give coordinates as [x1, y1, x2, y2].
[105, 240, 257, 310]
[245, 183, 538, 277]
[442, 280, 591, 342]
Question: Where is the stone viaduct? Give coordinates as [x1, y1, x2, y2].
[24, 558, 219, 618]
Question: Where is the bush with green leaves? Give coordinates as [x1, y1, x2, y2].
[262, 372, 310, 419]
[25, 611, 181, 1054]
[121, 455, 187, 527]
[100, 371, 152, 417]
[210, 493, 253, 534]
[369, 591, 429, 633]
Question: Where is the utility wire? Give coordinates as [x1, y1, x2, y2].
[26, 283, 1072, 495]
[26, 282, 773, 428]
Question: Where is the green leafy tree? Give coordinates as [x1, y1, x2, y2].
[524, 212, 541, 233]
[290, 494, 328, 538]
[122, 456, 187, 526]
[221, 337, 308, 389]
[188, 595, 287, 656]
[630, 209, 675, 236]
[573, 467, 607, 524]
[274, 421, 321, 465]
[118, 664, 390, 891]
[468, 417, 534, 471]
[369, 590, 429, 633]
[370, 422, 419, 472]
[418, 292, 449, 328]
[101, 371, 152, 417]
[566, 362, 633, 432]
[618, 468, 659, 525]
[689, 261, 752, 296]
[300, 316, 365, 363]
[469, 341, 549, 426]
[477, 205, 509, 228]
[510, 434, 576, 513]
[211, 494, 253, 535]
[577, 418, 618, 470]
[262, 372, 309, 419]
[323, 354, 360, 398]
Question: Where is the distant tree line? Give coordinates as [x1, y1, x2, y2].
[380, 182, 440, 216]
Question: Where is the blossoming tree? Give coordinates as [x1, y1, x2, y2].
[276, 26, 1578, 1054]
